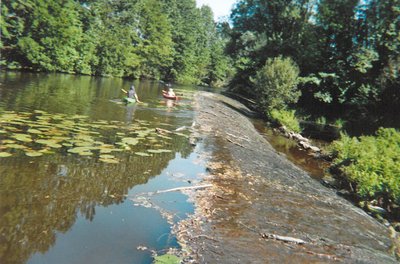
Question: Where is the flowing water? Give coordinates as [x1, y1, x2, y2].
[0, 72, 206, 264]
[0, 72, 344, 264]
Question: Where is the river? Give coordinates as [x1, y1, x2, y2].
[0, 72, 206, 264]
[2, 72, 393, 264]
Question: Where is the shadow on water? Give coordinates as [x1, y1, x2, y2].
[252, 119, 330, 180]
[0, 72, 205, 264]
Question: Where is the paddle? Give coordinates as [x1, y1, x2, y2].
[121, 88, 145, 104]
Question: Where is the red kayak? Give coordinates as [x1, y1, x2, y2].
[162, 92, 179, 100]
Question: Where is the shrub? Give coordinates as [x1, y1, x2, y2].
[251, 56, 300, 113]
[269, 109, 301, 133]
[330, 128, 400, 204]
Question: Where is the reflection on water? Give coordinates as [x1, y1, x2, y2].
[0, 72, 203, 264]
[252, 120, 330, 179]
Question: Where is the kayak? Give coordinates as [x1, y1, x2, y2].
[162, 92, 178, 100]
[123, 97, 136, 104]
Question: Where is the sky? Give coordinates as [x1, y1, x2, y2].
[196, 0, 237, 21]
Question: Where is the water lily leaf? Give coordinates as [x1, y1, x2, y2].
[74, 141, 94, 147]
[48, 143, 63, 148]
[147, 149, 172, 154]
[62, 143, 73, 147]
[27, 128, 43, 134]
[99, 158, 119, 164]
[39, 149, 54, 154]
[100, 154, 115, 159]
[67, 147, 93, 154]
[12, 133, 32, 142]
[36, 139, 62, 148]
[134, 152, 151, 157]
[3, 126, 20, 132]
[153, 254, 181, 264]
[4, 144, 27, 149]
[0, 130, 7, 134]
[78, 151, 93, 156]
[25, 151, 43, 157]
[71, 114, 89, 119]
[2, 140, 16, 144]
[74, 134, 94, 142]
[0, 152, 12, 157]
[121, 137, 139, 145]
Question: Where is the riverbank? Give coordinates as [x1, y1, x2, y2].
[175, 92, 398, 263]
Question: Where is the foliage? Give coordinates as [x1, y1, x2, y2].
[269, 109, 301, 133]
[153, 254, 181, 264]
[227, 0, 400, 126]
[251, 56, 300, 112]
[1, 0, 231, 85]
[330, 128, 400, 203]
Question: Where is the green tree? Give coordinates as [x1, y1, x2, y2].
[251, 56, 300, 112]
[136, 0, 174, 79]
[2, 0, 84, 72]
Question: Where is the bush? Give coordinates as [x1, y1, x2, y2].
[330, 128, 400, 204]
[269, 109, 301, 133]
[251, 56, 300, 113]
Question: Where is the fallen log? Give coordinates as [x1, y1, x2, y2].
[260, 233, 307, 244]
[156, 184, 213, 194]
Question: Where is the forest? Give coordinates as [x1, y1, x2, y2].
[1, 0, 231, 86]
[2, 0, 399, 125]
[1, 0, 400, 210]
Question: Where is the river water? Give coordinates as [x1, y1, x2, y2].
[0, 72, 208, 264]
[0, 72, 337, 264]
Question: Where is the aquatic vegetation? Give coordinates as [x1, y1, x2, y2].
[153, 254, 181, 264]
[269, 109, 301, 133]
[330, 128, 400, 204]
[0, 110, 189, 161]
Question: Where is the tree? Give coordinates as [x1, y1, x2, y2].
[251, 56, 300, 113]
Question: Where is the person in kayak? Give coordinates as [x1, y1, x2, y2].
[167, 88, 176, 97]
[127, 85, 141, 103]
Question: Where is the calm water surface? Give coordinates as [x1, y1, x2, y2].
[0, 72, 206, 264]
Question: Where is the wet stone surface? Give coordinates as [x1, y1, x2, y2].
[175, 92, 397, 263]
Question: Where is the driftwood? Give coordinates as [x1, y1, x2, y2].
[306, 250, 342, 261]
[239, 222, 307, 245]
[226, 137, 245, 148]
[260, 233, 307, 244]
[155, 184, 213, 194]
[155, 127, 173, 134]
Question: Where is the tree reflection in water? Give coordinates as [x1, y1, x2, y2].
[0, 73, 195, 264]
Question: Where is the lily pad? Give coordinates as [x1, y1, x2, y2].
[12, 133, 33, 142]
[74, 141, 94, 147]
[147, 149, 172, 154]
[67, 147, 93, 154]
[78, 151, 93, 156]
[99, 154, 115, 159]
[4, 144, 27, 149]
[134, 152, 152, 157]
[36, 139, 62, 148]
[0, 152, 12, 157]
[99, 158, 119, 164]
[121, 137, 139, 145]
[25, 151, 44, 157]
[27, 128, 43, 134]
[153, 254, 181, 264]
